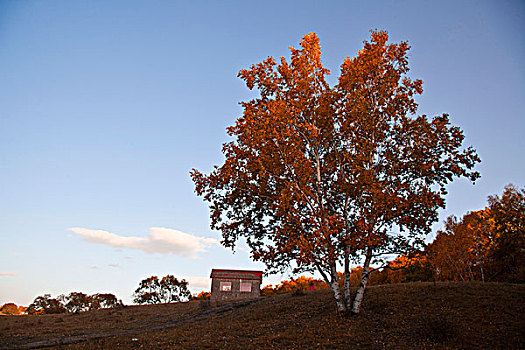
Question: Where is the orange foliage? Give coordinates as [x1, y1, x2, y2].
[427, 184, 524, 283]
[0, 303, 20, 315]
[262, 276, 328, 296]
[375, 254, 433, 284]
[192, 30, 480, 314]
[485, 184, 525, 282]
[373, 185, 524, 284]
[191, 291, 211, 300]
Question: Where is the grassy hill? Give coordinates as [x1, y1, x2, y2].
[1, 282, 523, 349]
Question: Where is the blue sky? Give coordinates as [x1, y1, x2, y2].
[1, 0, 524, 306]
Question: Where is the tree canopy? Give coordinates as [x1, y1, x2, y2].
[27, 294, 67, 315]
[192, 30, 480, 314]
[133, 275, 191, 304]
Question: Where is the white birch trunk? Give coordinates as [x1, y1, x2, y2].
[330, 263, 348, 314]
[331, 279, 347, 314]
[317, 263, 348, 314]
[351, 248, 373, 314]
[344, 247, 352, 309]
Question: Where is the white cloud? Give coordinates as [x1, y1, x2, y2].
[183, 276, 210, 290]
[108, 263, 120, 268]
[89, 265, 101, 270]
[0, 272, 18, 276]
[69, 227, 219, 258]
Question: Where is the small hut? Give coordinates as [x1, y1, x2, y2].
[210, 269, 263, 301]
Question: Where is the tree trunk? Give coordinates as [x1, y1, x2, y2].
[317, 263, 348, 314]
[351, 248, 373, 314]
[331, 279, 347, 314]
[331, 263, 348, 314]
[344, 246, 352, 309]
[468, 265, 475, 281]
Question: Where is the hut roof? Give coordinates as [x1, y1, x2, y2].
[210, 269, 263, 281]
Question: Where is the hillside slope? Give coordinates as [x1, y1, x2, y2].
[1, 282, 523, 349]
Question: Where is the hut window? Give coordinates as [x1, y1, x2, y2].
[240, 282, 252, 292]
[220, 282, 231, 291]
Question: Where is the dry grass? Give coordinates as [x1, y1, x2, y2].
[1, 282, 523, 349]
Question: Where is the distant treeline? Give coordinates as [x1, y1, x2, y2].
[25, 292, 123, 315]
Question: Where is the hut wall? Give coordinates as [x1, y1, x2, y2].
[210, 277, 261, 301]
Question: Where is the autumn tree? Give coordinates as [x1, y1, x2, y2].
[192, 31, 480, 315]
[428, 210, 492, 281]
[484, 184, 524, 282]
[0, 303, 21, 315]
[191, 291, 211, 300]
[367, 253, 433, 284]
[133, 275, 191, 304]
[427, 184, 524, 283]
